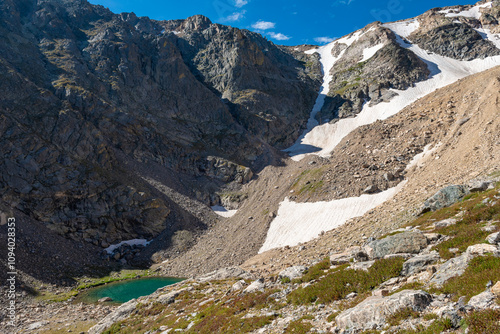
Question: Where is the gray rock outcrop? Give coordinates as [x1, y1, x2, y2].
[365, 232, 428, 259]
[336, 290, 432, 330]
[89, 299, 138, 334]
[401, 251, 440, 276]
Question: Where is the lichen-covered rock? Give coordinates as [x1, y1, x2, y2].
[486, 232, 500, 245]
[421, 185, 470, 213]
[244, 278, 265, 293]
[466, 243, 500, 257]
[365, 232, 428, 259]
[467, 291, 496, 310]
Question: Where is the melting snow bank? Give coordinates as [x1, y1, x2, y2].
[105, 239, 151, 254]
[258, 181, 406, 253]
[211, 205, 237, 218]
[286, 20, 500, 161]
[439, 2, 492, 19]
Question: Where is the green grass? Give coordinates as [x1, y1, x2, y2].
[101, 287, 280, 334]
[465, 309, 500, 334]
[395, 318, 453, 334]
[433, 255, 500, 302]
[291, 168, 326, 196]
[287, 257, 405, 305]
[291, 258, 332, 283]
[386, 307, 420, 327]
[402, 186, 500, 259]
[389, 282, 425, 296]
[327, 312, 340, 323]
[36, 269, 154, 303]
[284, 318, 313, 334]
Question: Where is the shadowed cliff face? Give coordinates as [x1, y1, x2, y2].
[0, 0, 319, 248]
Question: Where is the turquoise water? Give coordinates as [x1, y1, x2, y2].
[81, 277, 183, 303]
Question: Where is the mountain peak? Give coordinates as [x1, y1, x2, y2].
[183, 14, 212, 30]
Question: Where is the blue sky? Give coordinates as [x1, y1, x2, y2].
[88, 0, 477, 45]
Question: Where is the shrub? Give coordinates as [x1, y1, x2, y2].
[287, 257, 405, 305]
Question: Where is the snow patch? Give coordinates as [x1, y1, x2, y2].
[439, 2, 492, 19]
[406, 143, 441, 170]
[383, 19, 420, 38]
[360, 43, 385, 62]
[259, 182, 406, 253]
[211, 205, 237, 218]
[474, 27, 500, 49]
[105, 239, 151, 254]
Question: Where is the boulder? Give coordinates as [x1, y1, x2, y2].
[336, 290, 432, 330]
[89, 299, 138, 334]
[401, 251, 440, 276]
[26, 321, 49, 330]
[350, 260, 375, 271]
[196, 267, 253, 282]
[468, 180, 493, 192]
[421, 185, 470, 213]
[244, 278, 265, 293]
[278, 266, 307, 280]
[486, 232, 500, 245]
[98, 297, 113, 302]
[491, 281, 500, 297]
[231, 280, 247, 292]
[434, 218, 457, 229]
[365, 232, 428, 259]
[466, 244, 500, 257]
[467, 291, 496, 309]
[157, 289, 186, 305]
[430, 253, 471, 287]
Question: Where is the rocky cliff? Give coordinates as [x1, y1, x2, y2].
[0, 0, 318, 253]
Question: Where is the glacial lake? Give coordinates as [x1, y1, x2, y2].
[81, 277, 183, 303]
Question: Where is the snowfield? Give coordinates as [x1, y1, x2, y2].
[259, 181, 406, 253]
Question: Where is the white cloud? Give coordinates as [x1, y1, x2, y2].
[220, 10, 246, 22]
[234, 0, 248, 7]
[314, 36, 337, 44]
[268, 32, 291, 41]
[251, 20, 276, 30]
